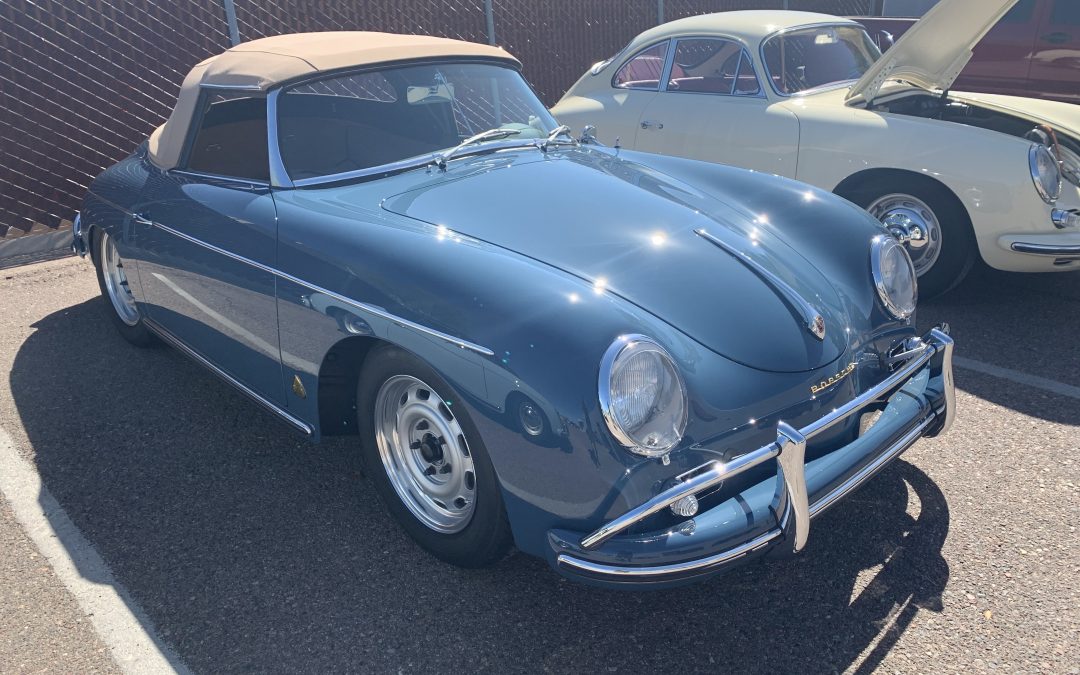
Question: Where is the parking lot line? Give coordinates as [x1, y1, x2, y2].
[954, 356, 1080, 401]
[0, 428, 190, 675]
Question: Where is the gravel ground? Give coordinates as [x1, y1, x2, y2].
[0, 256, 1077, 674]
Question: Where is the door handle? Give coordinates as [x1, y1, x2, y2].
[1041, 32, 1070, 45]
[132, 212, 153, 226]
[640, 120, 664, 130]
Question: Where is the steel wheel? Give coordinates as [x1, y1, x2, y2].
[99, 230, 140, 326]
[866, 193, 943, 277]
[374, 375, 477, 533]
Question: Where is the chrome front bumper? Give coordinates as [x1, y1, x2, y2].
[553, 327, 955, 586]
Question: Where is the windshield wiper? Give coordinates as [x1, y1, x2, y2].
[435, 128, 522, 169]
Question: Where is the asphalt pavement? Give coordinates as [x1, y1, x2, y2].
[0, 256, 1077, 674]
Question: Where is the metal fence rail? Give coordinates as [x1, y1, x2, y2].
[0, 0, 872, 254]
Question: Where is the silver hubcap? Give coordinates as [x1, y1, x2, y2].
[866, 194, 942, 277]
[374, 375, 477, 533]
[518, 401, 544, 437]
[100, 231, 140, 326]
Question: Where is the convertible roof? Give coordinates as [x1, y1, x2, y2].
[147, 32, 517, 170]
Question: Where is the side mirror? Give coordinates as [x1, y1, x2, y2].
[579, 124, 601, 145]
[875, 29, 895, 51]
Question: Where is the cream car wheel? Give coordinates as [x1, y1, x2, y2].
[867, 193, 944, 278]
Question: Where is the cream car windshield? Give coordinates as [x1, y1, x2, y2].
[277, 63, 557, 180]
[762, 26, 882, 95]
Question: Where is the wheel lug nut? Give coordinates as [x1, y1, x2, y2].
[439, 464, 452, 474]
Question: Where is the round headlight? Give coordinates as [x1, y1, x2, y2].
[599, 335, 687, 457]
[871, 235, 918, 320]
[1030, 144, 1062, 204]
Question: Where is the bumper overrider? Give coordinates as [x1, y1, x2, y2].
[548, 327, 955, 587]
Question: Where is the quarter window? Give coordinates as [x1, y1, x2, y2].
[613, 41, 670, 91]
[185, 92, 269, 181]
[667, 38, 760, 96]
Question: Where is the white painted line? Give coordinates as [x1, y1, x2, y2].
[0, 427, 190, 675]
[955, 356, 1080, 401]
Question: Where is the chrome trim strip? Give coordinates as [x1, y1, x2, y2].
[579, 329, 948, 551]
[150, 221, 495, 356]
[558, 414, 935, 579]
[559, 529, 781, 579]
[1010, 242, 1080, 257]
[200, 82, 263, 91]
[695, 229, 825, 340]
[144, 318, 314, 436]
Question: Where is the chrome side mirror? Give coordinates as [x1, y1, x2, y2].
[579, 125, 601, 145]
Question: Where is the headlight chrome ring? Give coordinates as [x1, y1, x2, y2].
[598, 334, 688, 458]
[1029, 143, 1062, 204]
[871, 235, 918, 320]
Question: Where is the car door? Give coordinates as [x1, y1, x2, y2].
[135, 89, 286, 406]
[585, 40, 671, 147]
[955, 0, 1039, 96]
[1026, 0, 1080, 102]
[633, 37, 800, 178]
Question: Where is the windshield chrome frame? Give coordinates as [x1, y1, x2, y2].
[758, 21, 878, 99]
[266, 59, 554, 189]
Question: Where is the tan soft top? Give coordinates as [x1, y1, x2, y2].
[147, 32, 518, 170]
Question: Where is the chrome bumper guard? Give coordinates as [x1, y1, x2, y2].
[71, 212, 87, 257]
[559, 327, 954, 580]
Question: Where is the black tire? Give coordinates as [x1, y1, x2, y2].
[840, 175, 977, 299]
[357, 345, 513, 568]
[91, 228, 156, 347]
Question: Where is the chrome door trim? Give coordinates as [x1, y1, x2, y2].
[149, 220, 496, 356]
[144, 318, 314, 436]
[266, 88, 294, 188]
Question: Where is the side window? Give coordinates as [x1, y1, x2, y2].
[613, 41, 669, 91]
[667, 38, 759, 96]
[185, 92, 269, 181]
[1050, 0, 1080, 26]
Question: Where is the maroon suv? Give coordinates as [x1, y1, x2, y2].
[856, 0, 1079, 104]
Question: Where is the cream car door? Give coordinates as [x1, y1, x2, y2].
[633, 38, 800, 178]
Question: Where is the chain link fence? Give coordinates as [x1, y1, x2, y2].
[0, 0, 874, 261]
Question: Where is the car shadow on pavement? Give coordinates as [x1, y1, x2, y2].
[11, 298, 950, 674]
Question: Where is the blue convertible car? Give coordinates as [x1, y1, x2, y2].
[72, 32, 955, 587]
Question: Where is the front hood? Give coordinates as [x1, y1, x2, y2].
[381, 150, 851, 373]
[950, 91, 1080, 137]
[847, 0, 1018, 106]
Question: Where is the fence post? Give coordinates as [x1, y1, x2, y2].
[657, 0, 664, 24]
[222, 0, 240, 46]
[484, 0, 496, 45]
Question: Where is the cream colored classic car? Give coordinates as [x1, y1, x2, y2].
[552, 0, 1080, 296]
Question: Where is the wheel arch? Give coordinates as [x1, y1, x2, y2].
[315, 334, 384, 437]
[832, 168, 974, 233]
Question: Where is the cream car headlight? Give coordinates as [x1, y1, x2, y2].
[872, 236, 917, 320]
[599, 335, 687, 457]
[1030, 144, 1062, 204]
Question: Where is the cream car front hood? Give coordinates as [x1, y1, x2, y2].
[949, 92, 1080, 137]
[846, 0, 1019, 107]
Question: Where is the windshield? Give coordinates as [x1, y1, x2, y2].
[762, 25, 881, 95]
[277, 62, 557, 181]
